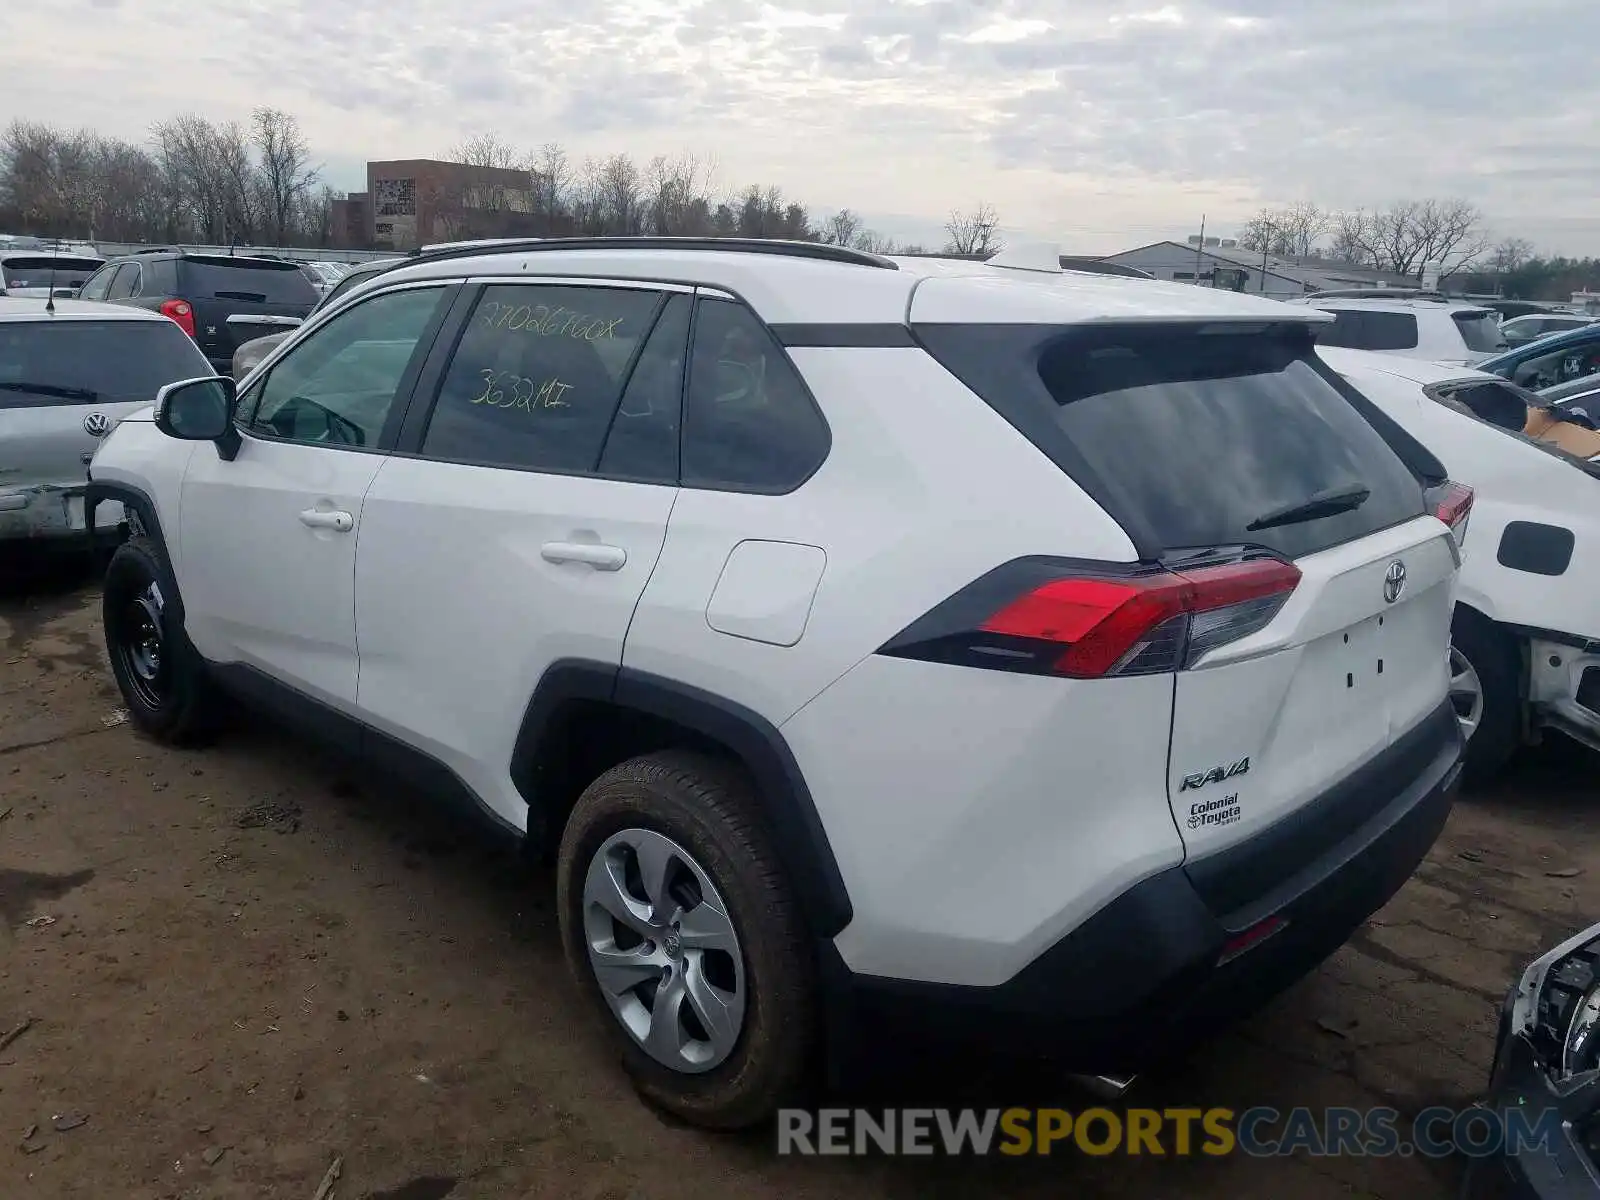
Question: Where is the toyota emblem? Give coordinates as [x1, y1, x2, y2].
[1382, 560, 1407, 604]
[82, 412, 112, 438]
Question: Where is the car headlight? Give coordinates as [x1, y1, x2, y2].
[1510, 921, 1600, 1079]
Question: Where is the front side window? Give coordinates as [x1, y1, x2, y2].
[680, 298, 830, 492]
[1509, 337, 1600, 390]
[243, 286, 446, 448]
[420, 283, 665, 474]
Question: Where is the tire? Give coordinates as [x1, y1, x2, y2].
[557, 750, 817, 1129]
[1451, 611, 1521, 788]
[102, 536, 220, 745]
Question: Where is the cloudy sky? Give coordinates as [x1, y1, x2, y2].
[3, 0, 1595, 255]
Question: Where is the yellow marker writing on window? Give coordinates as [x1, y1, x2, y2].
[471, 369, 572, 411]
[478, 301, 623, 341]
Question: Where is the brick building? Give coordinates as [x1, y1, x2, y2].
[365, 159, 538, 251]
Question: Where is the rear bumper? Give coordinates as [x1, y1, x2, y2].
[826, 699, 1462, 1074]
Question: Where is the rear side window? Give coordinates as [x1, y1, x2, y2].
[1453, 311, 1505, 354]
[420, 283, 665, 474]
[916, 323, 1429, 560]
[176, 257, 319, 305]
[105, 264, 139, 300]
[1314, 310, 1419, 352]
[0, 320, 210, 407]
[680, 298, 830, 492]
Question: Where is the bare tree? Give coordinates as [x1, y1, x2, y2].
[1327, 209, 1373, 266]
[944, 202, 1002, 256]
[1490, 236, 1535, 275]
[1237, 201, 1328, 258]
[529, 142, 571, 234]
[252, 108, 320, 244]
[644, 152, 713, 236]
[821, 208, 864, 247]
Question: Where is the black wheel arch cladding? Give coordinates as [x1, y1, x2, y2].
[512, 659, 854, 938]
[85, 482, 180, 610]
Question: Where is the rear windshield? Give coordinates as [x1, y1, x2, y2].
[1, 257, 103, 288]
[916, 322, 1430, 560]
[0, 319, 211, 407]
[1312, 309, 1419, 352]
[1453, 311, 1507, 354]
[177, 257, 319, 305]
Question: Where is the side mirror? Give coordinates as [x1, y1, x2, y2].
[53, 287, 77, 299]
[155, 376, 241, 460]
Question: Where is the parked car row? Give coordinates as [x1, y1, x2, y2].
[0, 241, 1591, 1180]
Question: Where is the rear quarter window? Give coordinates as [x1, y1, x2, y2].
[1314, 310, 1419, 352]
[915, 322, 1430, 560]
[0, 320, 211, 407]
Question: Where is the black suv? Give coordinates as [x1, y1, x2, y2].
[77, 250, 320, 375]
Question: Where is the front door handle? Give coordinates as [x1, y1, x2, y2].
[299, 508, 354, 532]
[541, 541, 626, 571]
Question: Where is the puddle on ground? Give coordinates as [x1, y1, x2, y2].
[367, 1178, 458, 1200]
[0, 866, 95, 928]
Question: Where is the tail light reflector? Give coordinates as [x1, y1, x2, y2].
[160, 299, 195, 338]
[1218, 915, 1289, 965]
[882, 555, 1301, 679]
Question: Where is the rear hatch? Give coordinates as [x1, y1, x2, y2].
[0, 255, 104, 297]
[911, 295, 1458, 890]
[0, 317, 213, 504]
[176, 256, 319, 367]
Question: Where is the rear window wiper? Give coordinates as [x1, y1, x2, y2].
[0, 381, 100, 402]
[1246, 483, 1371, 532]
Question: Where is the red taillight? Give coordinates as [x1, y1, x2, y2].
[902, 560, 1299, 681]
[160, 299, 195, 338]
[1432, 480, 1473, 545]
[1217, 915, 1288, 965]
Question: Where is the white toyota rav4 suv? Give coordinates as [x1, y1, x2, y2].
[86, 238, 1467, 1128]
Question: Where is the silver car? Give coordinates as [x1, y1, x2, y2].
[0, 298, 212, 543]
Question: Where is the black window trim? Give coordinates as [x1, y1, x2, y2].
[233, 279, 460, 457]
[388, 276, 835, 496]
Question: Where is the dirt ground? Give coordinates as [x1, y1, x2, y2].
[2, 552, 1597, 1199]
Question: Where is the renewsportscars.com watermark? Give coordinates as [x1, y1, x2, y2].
[777, 1105, 1564, 1158]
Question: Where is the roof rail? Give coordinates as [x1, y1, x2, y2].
[404, 236, 899, 271]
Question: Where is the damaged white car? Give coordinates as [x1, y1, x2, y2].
[1320, 346, 1600, 783]
[0, 298, 212, 546]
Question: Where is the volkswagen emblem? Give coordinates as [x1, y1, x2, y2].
[1382, 560, 1407, 604]
[82, 412, 112, 438]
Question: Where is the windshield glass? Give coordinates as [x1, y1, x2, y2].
[1, 257, 104, 289]
[0, 319, 210, 407]
[1453, 311, 1507, 354]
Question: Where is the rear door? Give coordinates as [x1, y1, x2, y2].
[0, 317, 213, 533]
[353, 277, 686, 830]
[911, 300, 1457, 867]
[175, 256, 321, 370]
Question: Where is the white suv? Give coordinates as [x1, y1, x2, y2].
[85, 238, 1467, 1128]
[1290, 295, 1507, 366]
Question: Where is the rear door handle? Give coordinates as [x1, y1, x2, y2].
[299, 508, 354, 532]
[541, 541, 626, 571]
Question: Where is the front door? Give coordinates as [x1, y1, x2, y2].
[177, 283, 453, 709]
